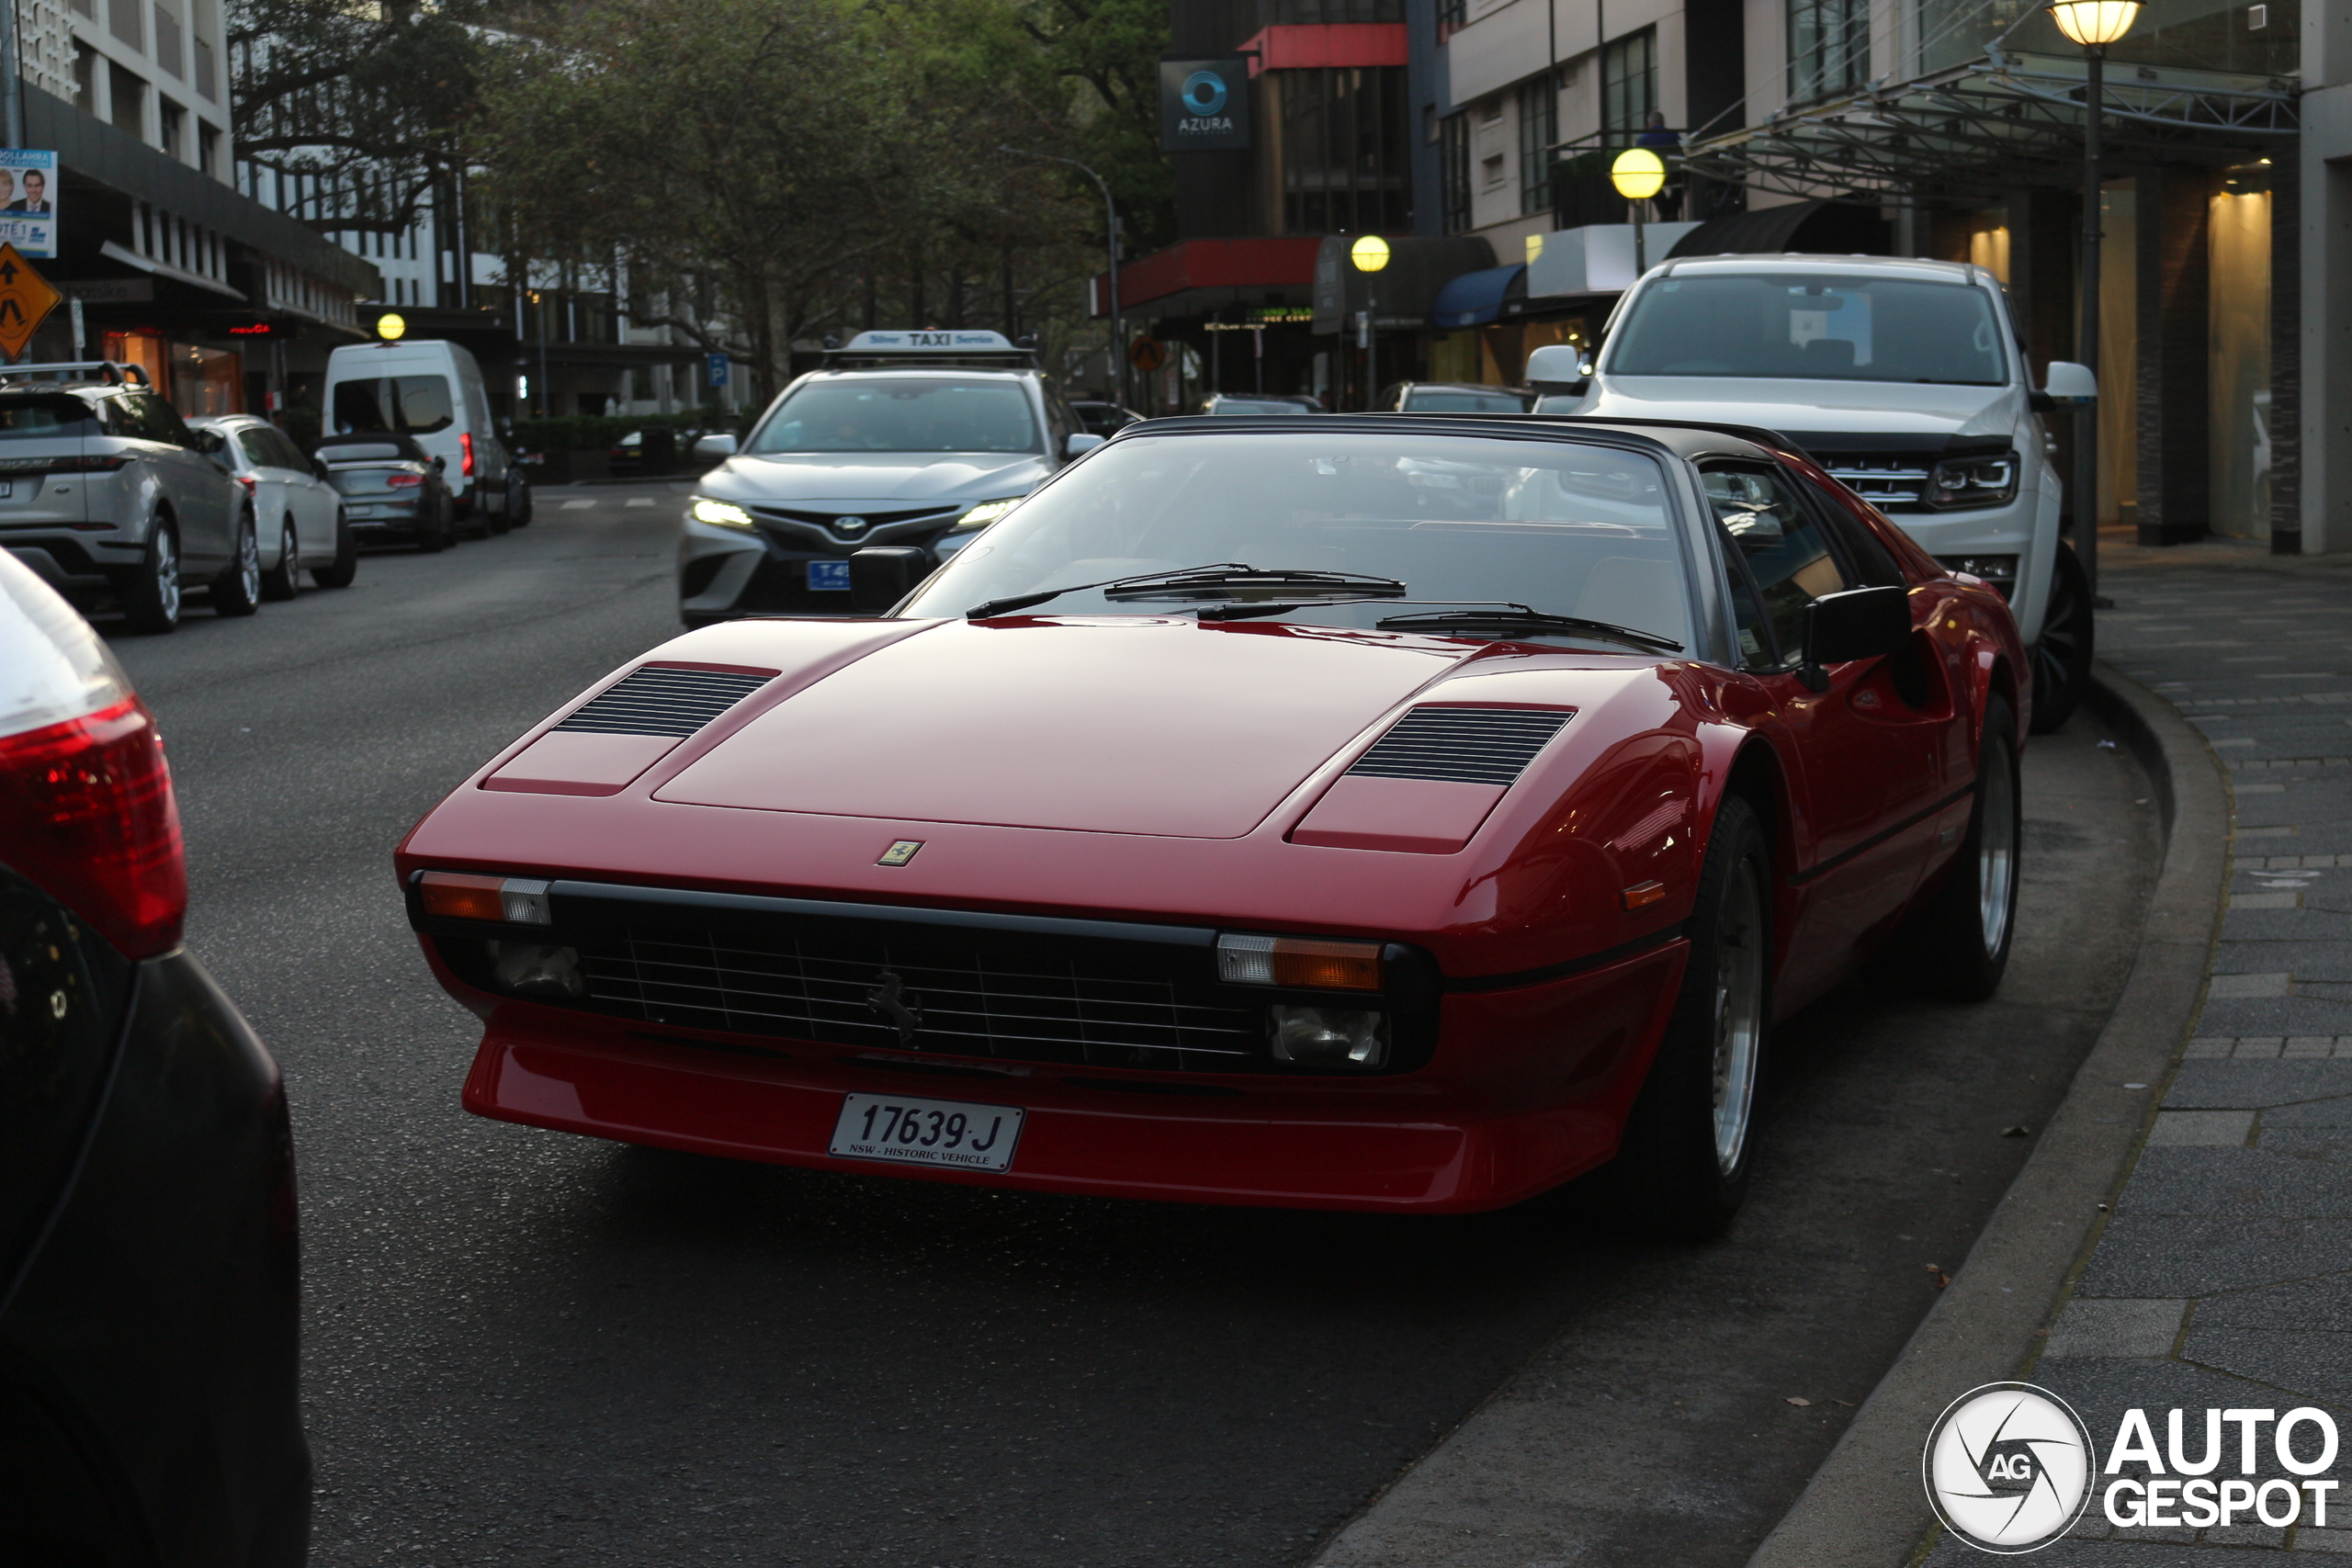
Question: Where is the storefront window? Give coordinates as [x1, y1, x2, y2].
[2209, 165, 2271, 539]
[1917, 0, 2297, 77]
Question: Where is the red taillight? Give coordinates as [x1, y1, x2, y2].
[460, 431, 475, 477]
[48, 455, 133, 474]
[0, 696, 187, 957]
[386, 473, 424, 488]
[236, 474, 256, 493]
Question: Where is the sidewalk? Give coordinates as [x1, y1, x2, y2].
[1931, 535, 2352, 1561]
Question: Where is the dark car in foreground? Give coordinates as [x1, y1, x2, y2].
[0, 552, 306, 1561]
[318, 430, 460, 551]
[398, 413, 2027, 1238]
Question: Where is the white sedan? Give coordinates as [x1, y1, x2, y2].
[189, 414, 354, 595]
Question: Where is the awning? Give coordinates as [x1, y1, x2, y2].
[1430, 264, 1526, 328]
[1681, 51, 2296, 205]
[1666, 200, 1890, 259]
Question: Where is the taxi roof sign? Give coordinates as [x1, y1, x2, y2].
[840, 330, 1018, 353]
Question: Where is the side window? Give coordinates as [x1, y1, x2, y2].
[135, 394, 194, 446]
[1798, 472, 1905, 586]
[1702, 465, 1852, 663]
[265, 428, 310, 470]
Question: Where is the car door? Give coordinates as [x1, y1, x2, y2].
[1702, 458, 1944, 1002]
[257, 426, 334, 555]
[138, 393, 234, 567]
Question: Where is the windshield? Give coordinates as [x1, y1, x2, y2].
[901, 432, 1692, 650]
[1606, 273, 2010, 385]
[334, 375, 456, 435]
[752, 378, 1039, 454]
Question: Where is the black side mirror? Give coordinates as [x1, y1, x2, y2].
[190, 426, 224, 455]
[1800, 586, 1911, 690]
[849, 546, 930, 612]
[431, 454, 447, 473]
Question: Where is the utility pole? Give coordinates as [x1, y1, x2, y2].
[0, 0, 22, 150]
[1001, 148, 1124, 407]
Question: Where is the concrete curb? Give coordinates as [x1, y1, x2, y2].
[1741, 661, 2230, 1568]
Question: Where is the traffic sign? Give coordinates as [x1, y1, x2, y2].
[0, 244, 63, 362]
[707, 352, 729, 388]
[1129, 336, 1166, 372]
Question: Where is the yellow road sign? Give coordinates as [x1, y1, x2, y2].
[0, 244, 62, 362]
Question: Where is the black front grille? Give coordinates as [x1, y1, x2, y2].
[1348, 705, 1573, 786]
[752, 504, 960, 536]
[578, 925, 1259, 1070]
[555, 666, 771, 738]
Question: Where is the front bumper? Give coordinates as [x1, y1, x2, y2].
[439, 940, 1687, 1213]
[1864, 491, 2055, 645]
[0, 950, 307, 1564]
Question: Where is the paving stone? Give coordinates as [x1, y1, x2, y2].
[2193, 1273, 2352, 1330]
[2178, 1327, 2352, 1406]
[2045, 1298, 2189, 1357]
[2262, 1098, 2352, 1127]
[2213, 974, 2301, 997]
[2169, 1061, 2352, 1109]
[2196, 998, 2352, 1035]
[2075, 1218, 2352, 1297]
[2212, 946, 2352, 980]
[2120, 1147, 2352, 1214]
[2296, 1526, 2352, 1551]
[2143, 1113, 2258, 1148]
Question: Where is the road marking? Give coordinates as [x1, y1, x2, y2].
[626, 497, 655, 507]
[560, 499, 595, 510]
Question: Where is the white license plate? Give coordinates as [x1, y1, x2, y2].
[829, 1092, 1023, 1172]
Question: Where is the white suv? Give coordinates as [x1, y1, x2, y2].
[1530, 254, 2097, 729]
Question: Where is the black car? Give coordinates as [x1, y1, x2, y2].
[317, 430, 461, 551]
[0, 550, 307, 1561]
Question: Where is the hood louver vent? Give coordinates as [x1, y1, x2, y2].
[555, 666, 772, 739]
[1346, 706, 1573, 787]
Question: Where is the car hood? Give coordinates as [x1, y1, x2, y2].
[653, 618, 1488, 839]
[700, 450, 1050, 506]
[1581, 376, 2024, 441]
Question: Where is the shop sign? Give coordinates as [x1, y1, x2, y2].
[1159, 58, 1250, 152]
[59, 278, 153, 303]
[0, 151, 59, 258]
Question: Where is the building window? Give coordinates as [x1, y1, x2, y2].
[198, 123, 218, 177]
[72, 42, 95, 107]
[1788, 0, 1868, 103]
[108, 0, 141, 50]
[1278, 66, 1411, 236]
[153, 2, 184, 78]
[1436, 0, 1464, 41]
[1602, 28, 1657, 146]
[1441, 112, 1470, 233]
[193, 36, 215, 99]
[158, 97, 185, 160]
[109, 62, 146, 140]
[1518, 74, 1556, 217]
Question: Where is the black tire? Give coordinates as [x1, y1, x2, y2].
[507, 473, 532, 527]
[416, 502, 450, 553]
[2029, 544, 2093, 734]
[467, 495, 493, 540]
[313, 510, 356, 588]
[119, 518, 182, 635]
[1873, 694, 2021, 1002]
[212, 510, 263, 616]
[1602, 794, 1773, 1241]
[261, 515, 302, 601]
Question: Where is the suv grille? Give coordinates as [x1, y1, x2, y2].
[750, 504, 960, 539]
[555, 666, 771, 738]
[1817, 454, 1933, 510]
[579, 926, 1259, 1070]
[1347, 706, 1573, 786]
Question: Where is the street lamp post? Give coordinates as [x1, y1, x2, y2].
[1001, 146, 1126, 408]
[2045, 0, 2142, 595]
[1610, 148, 1668, 276]
[1350, 235, 1391, 411]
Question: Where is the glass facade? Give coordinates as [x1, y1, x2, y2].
[1603, 29, 1657, 143]
[1441, 112, 1471, 232]
[1789, 0, 1870, 102]
[1279, 66, 1412, 233]
[1917, 0, 2297, 77]
[1519, 75, 1556, 216]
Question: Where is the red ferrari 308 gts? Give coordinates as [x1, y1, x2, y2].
[397, 415, 2030, 1236]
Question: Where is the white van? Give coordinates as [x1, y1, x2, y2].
[322, 339, 527, 530]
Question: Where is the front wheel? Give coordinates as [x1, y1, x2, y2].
[2029, 544, 2093, 734]
[312, 510, 356, 588]
[416, 503, 450, 554]
[261, 515, 301, 601]
[1873, 693, 2021, 1001]
[1602, 794, 1772, 1240]
[212, 512, 263, 616]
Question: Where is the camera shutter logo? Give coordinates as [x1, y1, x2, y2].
[1182, 69, 1229, 118]
[1924, 1382, 2096, 1553]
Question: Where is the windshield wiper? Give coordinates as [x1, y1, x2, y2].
[967, 564, 1407, 619]
[1374, 604, 1682, 654]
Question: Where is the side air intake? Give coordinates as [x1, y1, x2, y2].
[1344, 706, 1573, 787]
[554, 666, 773, 739]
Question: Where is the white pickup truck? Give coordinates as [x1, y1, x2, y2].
[1529, 253, 2097, 730]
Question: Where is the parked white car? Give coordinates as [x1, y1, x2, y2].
[323, 338, 526, 531]
[1529, 254, 2098, 729]
[189, 415, 354, 596]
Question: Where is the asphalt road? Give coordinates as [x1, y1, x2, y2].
[105, 482, 2159, 1567]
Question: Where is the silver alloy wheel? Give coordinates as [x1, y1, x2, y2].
[280, 519, 300, 593]
[236, 517, 261, 601]
[153, 525, 180, 622]
[1978, 736, 2018, 955]
[1711, 856, 1768, 1175]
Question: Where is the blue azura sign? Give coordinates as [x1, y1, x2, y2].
[1159, 58, 1250, 152]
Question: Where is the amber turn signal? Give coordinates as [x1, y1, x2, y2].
[1216, 932, 1384, 990]
[1622, 880, 1668, 910]
[418, 871, 553, 924]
